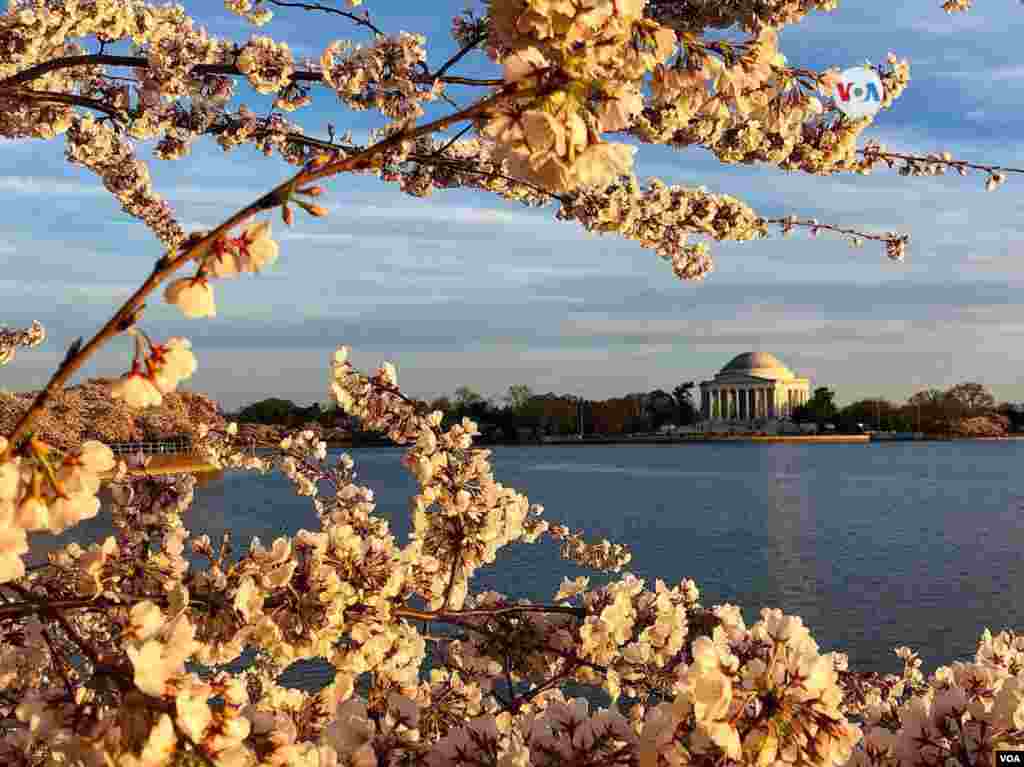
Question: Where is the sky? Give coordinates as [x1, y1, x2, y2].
[1, 1, 1023, 411]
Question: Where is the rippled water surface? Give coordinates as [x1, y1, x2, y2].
[59, 441, 1024, 687]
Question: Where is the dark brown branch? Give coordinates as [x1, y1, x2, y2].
[0, 53, 502, 90]
[215, 121, 568, 202]
[430, 124, 474, 159]
[431, 33, 487, 81]
[4, 583, 103, 667]
[9, 88, 127, 120]
[40, 626, 76, 696]
[397, 604, 587, 621]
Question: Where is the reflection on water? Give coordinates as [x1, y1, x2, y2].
[37, 441, 1024, 691]
[192, 468, 225, 488]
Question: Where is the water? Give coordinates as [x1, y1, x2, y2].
[48, 441, 1024, 689]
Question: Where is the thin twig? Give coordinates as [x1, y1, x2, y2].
[430, 124, 474, 159]
[431, 33, 487, 81]
[858, 147, 1024, 176]
[265, 0, 386, 37]
[4, 583, 103, 667]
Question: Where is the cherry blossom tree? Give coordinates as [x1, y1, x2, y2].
[1, 1, 1023, 765]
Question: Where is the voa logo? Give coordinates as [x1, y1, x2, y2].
[832, 67, 884, 119]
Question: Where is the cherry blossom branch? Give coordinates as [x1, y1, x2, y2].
[857, 145, 1024, 189]
[763, 215, 910, 261]
[0, 592, 587, 624]
[0, 85, 524, 458]
[395, 604, 587, 622]
[0, 320, 45, 366]
[4, 583, 104, 667]
[0, 53, 503, 91]
[8, 87, 127, 120]
[220, 122, 568, 201]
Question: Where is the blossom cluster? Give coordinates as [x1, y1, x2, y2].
[160, 219, 280, 321]
[0, 320, 45, 366]
[236, 35, 295, 95]
[557, 176, 767, 280]
[65, 115, 185, 248]
[321, 32, 442, 123]
[477, 0, 677, 192]
[0, 435, 118, 582]
[647, 0, 840, 35]
[110, 335, 198, 408]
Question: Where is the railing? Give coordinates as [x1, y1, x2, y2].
[106, 437, 196, 455]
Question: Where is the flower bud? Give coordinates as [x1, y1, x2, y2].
[282, 205, 294, 226]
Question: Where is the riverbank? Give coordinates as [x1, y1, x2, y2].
[100, 452, 220, 481]
[539, 434, 872, 445]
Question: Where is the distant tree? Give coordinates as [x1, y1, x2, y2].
[645, 389, 677, 429]
[998, 402, 1024, 433]
[837, 398, 910, 433]
[622, 393, 651, 433]
[672, 381, 698, 425]
[793, 386, 838, 426]
[906, 389, 954, 434]
[536, 397, 577, 435]
[504, 384, 533, 412]
[591, 398, 635, 435]
[907, 388, 945, 409]
[945, 382, 996, 415]
[236, 397, 297, 425]
[453, 386, 484, 409]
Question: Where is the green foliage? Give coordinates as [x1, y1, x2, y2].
[504, 384, 533, 412]
[793, 386, 838, 425]
[672, 381, 698, 426]
[234, 397, 342, 428]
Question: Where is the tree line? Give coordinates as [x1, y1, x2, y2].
[791, 382, 1023, 436]
[228, 380, 1023, 441]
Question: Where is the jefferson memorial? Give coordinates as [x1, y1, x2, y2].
[699, 352, 810, 423]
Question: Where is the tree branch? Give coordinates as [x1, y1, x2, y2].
[8, 87, 127, 121]
[265, 0, 386, 37]
[431, 33, 487, 81]
[858, 146, 1024, 178]
[0, 84, 526, 457]
[4, 583, 103, 667]
[0, 53, 502, 91]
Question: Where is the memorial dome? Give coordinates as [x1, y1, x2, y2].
[718, 352, 795, 380]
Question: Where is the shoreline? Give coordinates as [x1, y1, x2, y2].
[100, 453, 221, 481]
[115, 433, 1024, 465]
[257, 433, 1024, 449]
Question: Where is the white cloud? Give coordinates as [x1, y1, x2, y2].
[0, 176, 105, 197]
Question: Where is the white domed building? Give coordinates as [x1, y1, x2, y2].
[699, 352, 810, 423]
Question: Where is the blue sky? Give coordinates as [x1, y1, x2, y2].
[2, 1, 1023, 410]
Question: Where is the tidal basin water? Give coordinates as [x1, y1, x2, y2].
[62, 440, 1024, 689]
